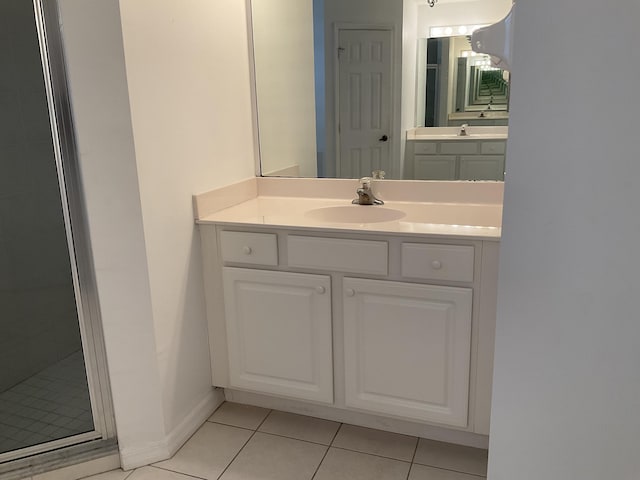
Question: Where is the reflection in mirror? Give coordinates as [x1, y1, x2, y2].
[418, 35, 509, 128]
[251, 0, 512, 180]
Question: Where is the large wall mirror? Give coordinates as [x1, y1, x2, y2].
[250, 0, 512, 180]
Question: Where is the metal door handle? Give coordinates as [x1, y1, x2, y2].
[378, 135, 388, 142]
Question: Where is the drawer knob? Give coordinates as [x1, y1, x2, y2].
[345, 288, 356, 297]
[315, 286, 326, 294]
[243, 246, 252, 255]
[431, 260, 442, 270]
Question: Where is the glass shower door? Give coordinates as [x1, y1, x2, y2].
[0, 0, 112, 461]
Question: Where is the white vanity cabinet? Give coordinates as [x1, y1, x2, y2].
[343, 278, 472, 427]
[222, 267, 333, 404]
[406, 139, 506, 181]
[200, 225, 498, 437]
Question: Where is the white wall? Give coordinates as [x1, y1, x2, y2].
[252, 0, 318, 178]
[417, 0, 511, 37]
[58, 0, 167, 466]
[489, 2, 640, 479]
[400, 0, 419, 176]
[59, 0, 256, 469]
[118, 0, 255, 437]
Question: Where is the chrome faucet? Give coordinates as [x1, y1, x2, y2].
[352, 177, 384, 205]
[459, 124, 469, 136]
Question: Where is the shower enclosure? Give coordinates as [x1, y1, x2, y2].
[0, 0, 114, 473]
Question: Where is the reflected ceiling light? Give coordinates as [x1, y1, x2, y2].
[429, 24, 489, 38]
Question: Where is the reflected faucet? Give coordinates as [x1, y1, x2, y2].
[352, 177, 384, 205]
[459, 124, 469, 136]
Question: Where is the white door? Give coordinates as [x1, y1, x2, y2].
[337, 29, 393, 179]
[342, 278, 472, 427]
[223, 267, 333, 403]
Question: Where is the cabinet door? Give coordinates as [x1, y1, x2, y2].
[343, 278, 472, 427]
[459, 155, 505, 180]
[223, 267, 333, 403]
[414, 155, 457, 180]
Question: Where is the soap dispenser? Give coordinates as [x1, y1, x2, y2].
[471, 2, 515, 71]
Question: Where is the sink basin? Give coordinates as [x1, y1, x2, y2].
[305, 205, 406, 224]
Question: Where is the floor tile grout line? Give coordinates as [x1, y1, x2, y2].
[204, 419, 257, 432]
[329, 445, 413, 464]
[213, 408, 273, 480]
[411, 459, 487, 477]
[405, 436, 420, 480]
[328, 423, 343, 447]
[310, 422, 342, 480]
[250, 429, 339, 448]
[150, 464, 208, 479]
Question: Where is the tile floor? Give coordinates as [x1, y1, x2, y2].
[83, 402, 488, 480]
[0, 351, 94, 454]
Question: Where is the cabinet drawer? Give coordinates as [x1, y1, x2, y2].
[413, 142, 437, 154]
[440, 142, 478, 155]
[401, 243, 474, 282]
[220, 231, 278, 266]
[480, 141, 506, 154]
[288, 236, 388, 275]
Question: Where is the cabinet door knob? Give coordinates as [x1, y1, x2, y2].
[431, 260, 442, 270]
[316, 286, 326, 294]
[345, 288, 356, 297]
[243, 246, 252, 255]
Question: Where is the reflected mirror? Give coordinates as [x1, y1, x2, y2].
[251, 0, 512, 180]
[418, 36, 509, 128]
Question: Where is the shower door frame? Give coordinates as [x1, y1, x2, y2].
[0, 0, 116, 465]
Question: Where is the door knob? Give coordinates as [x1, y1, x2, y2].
[378, 135, 388, 142]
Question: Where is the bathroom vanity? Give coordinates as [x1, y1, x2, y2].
[405, 127, 508, 181]
[195, 178, 501, 444]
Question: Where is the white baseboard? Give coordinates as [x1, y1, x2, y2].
[164, 388, 225, 457]
[120, 388, 225, 470]
[225, 389, 489, 449]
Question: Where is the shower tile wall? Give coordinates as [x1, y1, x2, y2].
[0, 0, 94, 455]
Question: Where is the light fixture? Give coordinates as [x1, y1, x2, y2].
[429, 24, 489, 38]
[427, 0, 438, 7]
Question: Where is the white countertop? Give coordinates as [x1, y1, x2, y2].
[196, 184, 502, 240]
[406, 126, 508, 141]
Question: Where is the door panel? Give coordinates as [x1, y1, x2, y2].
[338, 29, 393, 178]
